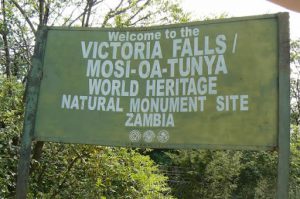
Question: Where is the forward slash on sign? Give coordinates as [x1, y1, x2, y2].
[232, 33, 238, 53]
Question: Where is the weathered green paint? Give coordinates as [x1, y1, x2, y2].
[277, 13, 290, 199]
[32, 14, 287, 150]
[16, 27, 47, 199]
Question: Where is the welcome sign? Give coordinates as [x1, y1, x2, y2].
[33, 14, 287, 149]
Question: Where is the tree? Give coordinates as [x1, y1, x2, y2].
[28, 145, 173, 198]
[289, 39, 300, 198]
[162, 149, 242, 198]
[291, 39, 300, 125]
[0, 77, 24, 197]
[1, 0, 190, 80]
[289, 125, 300, 198]
[0, 0, 189, 198]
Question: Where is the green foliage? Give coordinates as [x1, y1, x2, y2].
[234, 151, 277, 199]
[112, 0, 190, 27]
[28, 145, 173, 198]
[161, 149, 280, 199]
[291, 39, 300, 125]
[162, 123, 300, 199]
[0, 77, 24, 197]
[291, 39, 300, 64]
[164, 150, 242, 198]
[160, 0, 190, 23]
[290, 125, 300, 198]
[289, 39, 300, 198]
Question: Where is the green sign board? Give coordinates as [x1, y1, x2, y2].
[33, 14, 289, 150]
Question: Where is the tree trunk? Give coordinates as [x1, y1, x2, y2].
[1, 0, 11, 77]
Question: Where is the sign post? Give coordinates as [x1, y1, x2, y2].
[16, 27, 47, 198]
[16, 13, 290, 198]
[277, 12, 290, 199]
